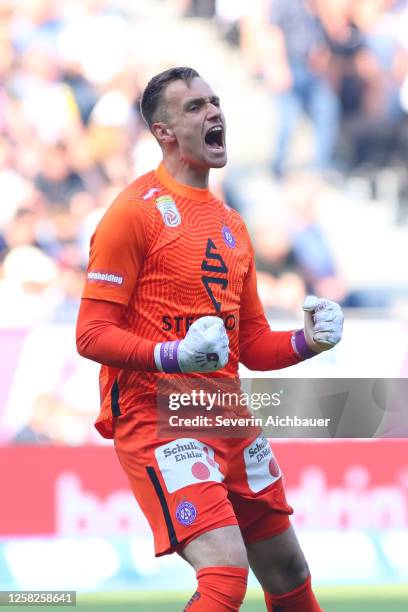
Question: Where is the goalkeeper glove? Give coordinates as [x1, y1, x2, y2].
[292, 295, 344, 359]
[154, 316, 229, 373]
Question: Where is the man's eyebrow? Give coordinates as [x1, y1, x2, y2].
[183, 96, 220, 109]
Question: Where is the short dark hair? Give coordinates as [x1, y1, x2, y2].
[140, 67, 200, 128]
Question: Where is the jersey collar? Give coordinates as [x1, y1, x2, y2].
[155, 162, 212, 202]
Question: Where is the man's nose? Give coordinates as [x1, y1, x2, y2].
[207, 103, 222, 120]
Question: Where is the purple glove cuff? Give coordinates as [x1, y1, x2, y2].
[292, 329, 318, 360]
[160, 340, 182, 373]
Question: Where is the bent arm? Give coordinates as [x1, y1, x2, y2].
[76, 298, 156, 370]
[239, 312, 301, 371]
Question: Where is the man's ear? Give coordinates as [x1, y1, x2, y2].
[151, 122, 176, 145]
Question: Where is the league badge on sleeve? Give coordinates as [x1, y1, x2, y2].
[156, 195, 181, 227]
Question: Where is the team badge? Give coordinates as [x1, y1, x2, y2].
[222, 225, 235, 248]
[176, 501, 197, 526]
[156, 195, 181, 227]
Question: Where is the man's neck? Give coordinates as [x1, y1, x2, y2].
[162, 157, 209, 189]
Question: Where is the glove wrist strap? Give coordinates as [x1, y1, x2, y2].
[292, 329, 318, 360]
[154, 340, 182, 373]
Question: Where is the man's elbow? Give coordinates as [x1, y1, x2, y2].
[76, 326, 95, 360]
[76, 332, 88, 359]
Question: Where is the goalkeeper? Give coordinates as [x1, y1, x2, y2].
[76, 67, 343, 611]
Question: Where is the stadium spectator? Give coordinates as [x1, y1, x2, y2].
[0, 136, 34, 229]
[2, 207, 41, 252]
[315, 0, 408, 172]
[12, 394, 59, 445]
[10, 40, 83, 144]
[11, 390, 96, 446]
[251, 212, 307, 312]
[214, 0, 273, 77]
[61, 63, 99, 126]
[317, 0, 365, 121]
[0, 245, 58, 326]
[284, 174, 347, 303]
[34, 142, 86, 206]
[179, 0, 216, 18]
[248, 173, 348, 309]
[52, 256, 87, 324]
[263, 0, 340, 178]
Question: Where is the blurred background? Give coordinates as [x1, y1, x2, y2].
[0, 0, 407, 609]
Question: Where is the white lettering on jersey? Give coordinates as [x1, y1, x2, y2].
[155, 438, 223, 493]
[244, 435, 281, 493]
[87, 271, 123, 285]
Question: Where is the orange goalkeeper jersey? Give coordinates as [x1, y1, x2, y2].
[83, 163, 270, 438]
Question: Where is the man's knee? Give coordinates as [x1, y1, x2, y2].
[254, 551, 309, 597]
[282, 549, 310, 586]
[246, 526, 310, 594]
[262, 546, 310, 594]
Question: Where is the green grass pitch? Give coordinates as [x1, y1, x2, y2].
[4, 586, 408, 611]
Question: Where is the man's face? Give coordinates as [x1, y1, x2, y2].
[158, 77, 227, 169]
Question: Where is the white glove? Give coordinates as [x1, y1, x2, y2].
[292, 295, 344, 359]
[154, 316, 229, 373]
[302, 295, 344, 353]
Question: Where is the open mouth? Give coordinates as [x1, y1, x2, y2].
[204, 125, 224, 151]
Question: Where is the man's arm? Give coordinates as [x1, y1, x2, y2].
[77, 298, 230, 374]
[239, 251, 343, 371]
[240, 311, 301, 371]
[78, 284, 229, 377]
[76, 298, 156, 370]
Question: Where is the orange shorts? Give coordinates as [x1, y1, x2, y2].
[113, 410, 293, 557]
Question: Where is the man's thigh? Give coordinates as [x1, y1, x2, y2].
[115, 434, 239, 557]
[225, 434, 294, 545]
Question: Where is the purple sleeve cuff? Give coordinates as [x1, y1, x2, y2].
[292, 329, 318, 360]
[160, 340, 182, 373]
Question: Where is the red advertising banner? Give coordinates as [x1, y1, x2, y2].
[1, 440, 407, 537]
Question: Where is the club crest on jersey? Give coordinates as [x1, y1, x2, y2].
[222, 225, 235, 248]
[176, 500, 197, 526]
[156, 195, 181, 228]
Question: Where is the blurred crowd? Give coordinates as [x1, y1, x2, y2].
[0, 0, 406, 331]
[0, 0, 159, 328]
[213, 0, 408, 178]
[0, 0, 407, 331]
